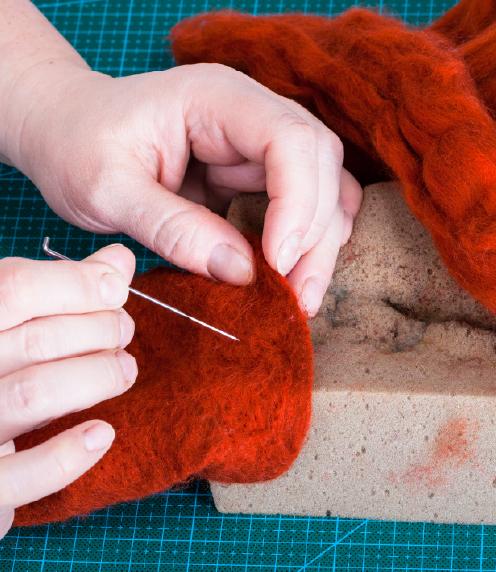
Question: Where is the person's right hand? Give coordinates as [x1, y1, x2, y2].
[0, 244, 137, 539]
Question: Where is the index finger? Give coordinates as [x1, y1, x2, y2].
[195, 69, 334, 276]
[0, 244, 135, 331]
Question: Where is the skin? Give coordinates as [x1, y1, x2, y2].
[0, 0, 362, 537]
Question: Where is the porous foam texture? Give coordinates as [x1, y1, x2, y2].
[212, 183, 496, 524]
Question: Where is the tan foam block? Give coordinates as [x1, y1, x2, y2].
[209, 182, 496, 524]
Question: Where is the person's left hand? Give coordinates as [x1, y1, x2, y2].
[9, 63, 362, 317]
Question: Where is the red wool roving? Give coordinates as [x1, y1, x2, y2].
[14, 239, 313, 527]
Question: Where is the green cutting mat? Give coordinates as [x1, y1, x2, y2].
[3, 0, 493, 570]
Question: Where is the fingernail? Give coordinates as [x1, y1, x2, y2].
[100, 272, 128, 306]
[119, 309, 135, 348]
[207, 244, 254, 285]
[83, 422, 115, 452]
[301, 277, 326, 317]
[116, 350, 138, 383]
[277, 232, 302, 276]
[102, 243, 123, 249]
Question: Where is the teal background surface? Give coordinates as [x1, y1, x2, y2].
[3, 0, 492, 571]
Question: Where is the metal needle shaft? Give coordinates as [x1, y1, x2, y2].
[42, 237, 239, 342]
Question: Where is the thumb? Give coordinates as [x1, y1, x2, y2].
[83, 244, 136, 286]
[113, 180, 254, 285]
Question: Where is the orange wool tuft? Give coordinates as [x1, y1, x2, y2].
[171, 6, 496, 314]
[14, 240, 313, 527]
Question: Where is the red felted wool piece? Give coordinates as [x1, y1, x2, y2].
[13, 240, 313, 527]
[171, 8, 496, 313]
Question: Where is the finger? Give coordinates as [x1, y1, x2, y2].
[204, 162, 266, 214]
[0, 244, 135, 331]
[0, 420, 115, 509]
[341, 212, 354, 246]
[340, 168, 363, 220]
[339, 169, 363, 245]
[0, 309, 135, 378]
[0, 350, 137, 443]
[207, 95, 342, 265]
[177, 160, 237, 215]
[280, 167, 360, 315]
[287, 206, 345, 318]
[180, 161, 265, 215]
[213, 76, 343, 275]
[206, 161, 266, 193]
[113, 179, 255, 285]
[184, 68, 325, 276]
[278, 96, 343, 254]
[262, 113, 320, 275]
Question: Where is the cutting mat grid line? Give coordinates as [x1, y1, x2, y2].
[1, 0, 490, 570]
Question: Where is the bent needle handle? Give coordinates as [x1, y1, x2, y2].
[42, 237, 239, 342]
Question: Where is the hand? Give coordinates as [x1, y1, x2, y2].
[10, 63, 362, 317]
[0, 244, 137, 539]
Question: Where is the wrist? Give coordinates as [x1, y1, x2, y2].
[0, 56, 91, 171]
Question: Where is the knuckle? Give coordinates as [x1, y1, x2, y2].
[307, 218, 329, 242]
[201, 62, 233, 75]
[278, 113, 317, 148]
[77, 263, 117, 309]
[277, 111, 309, 130]
[201, 62, 244, 81]
[50, 442, 78, 481]
[21, 322, 55, 364]
[151, 208, 206, 267]
[78, 261, 101, 291]
[88, 312, 121, 350]
[9, 371, 48, 422]
[83, 168, 111, 204]
[106, 312, 123, 349]
[102, 353, 128, 395]
[0, 258, 29, 319]
[268, 199, 315, 234]
[185, 63, 246, 92]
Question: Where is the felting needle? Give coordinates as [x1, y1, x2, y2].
[42, 237, 239, 342]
